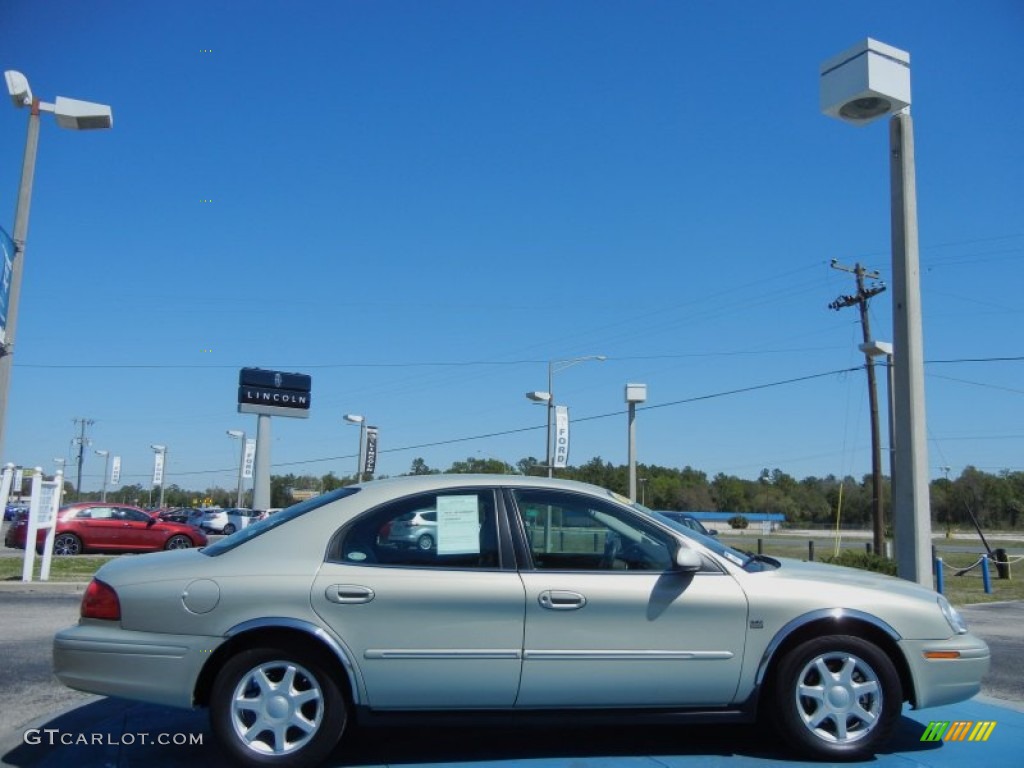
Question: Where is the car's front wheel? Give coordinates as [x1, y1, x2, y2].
[210, 647, 346, 768]
[52, 533, 83, 556]
[772, 634, 901, 761]
[164, 534, 192, 550]
[416, 533, 434, 550]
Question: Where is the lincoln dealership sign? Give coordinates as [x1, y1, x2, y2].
[238, 368, 312, 418]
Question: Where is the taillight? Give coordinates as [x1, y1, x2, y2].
[81, 579, 121, 621]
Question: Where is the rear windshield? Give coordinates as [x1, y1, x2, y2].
[202, 488, 360, 556]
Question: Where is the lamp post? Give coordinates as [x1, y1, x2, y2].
[343, 414, 366, 483]
[226, 430, 246, 507]
[525, 355, 606, 477]
[94, 450, 109, 502]
[625, 383, 647, 502]
[150, 444, 167, 509]
[821, 39, 932, 585]
[0, 71, 112, 460]
[861, 340, 895, 490]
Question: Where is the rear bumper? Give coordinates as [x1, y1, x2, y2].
[54, 621, 222, 710]
[901, 633, 991, 709]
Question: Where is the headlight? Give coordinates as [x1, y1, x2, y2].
[938, 595, 968, 635]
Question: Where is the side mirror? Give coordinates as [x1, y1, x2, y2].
[674, 547, 702, 572]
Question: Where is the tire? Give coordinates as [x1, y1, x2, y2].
[416, 533, 434, 551]
[53, 533, 83, 556]
[210, 647, 346, 768]
[164, 534, 193, 550]
[223, 523, 236, 535]
[772, 634, 901, 761]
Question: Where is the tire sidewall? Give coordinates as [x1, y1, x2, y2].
[210, 647, 346, 768]
[772, 634, 902, 761]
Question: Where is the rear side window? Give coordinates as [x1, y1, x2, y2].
[334, 490, 499, 569]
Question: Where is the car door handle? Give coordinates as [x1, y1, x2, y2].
[325, 584, 375, 604]
[538, 590, 587, 610]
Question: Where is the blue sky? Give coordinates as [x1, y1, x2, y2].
[1, 0, 1022, 497]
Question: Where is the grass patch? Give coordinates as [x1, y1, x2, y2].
[0, 555, 115, 582]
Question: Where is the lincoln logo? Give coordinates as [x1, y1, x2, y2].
[274, 373, 282, 388]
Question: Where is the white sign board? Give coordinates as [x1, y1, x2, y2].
[21, 468, 63, 582]
[242, 439, 256, 479]
[152, 452, 164, 486]
[110, 456, 121, 485]
[553, 405, 570, 468]
[436, 495, 480, 555]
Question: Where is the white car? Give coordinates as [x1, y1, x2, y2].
[200, 507, 261, 535]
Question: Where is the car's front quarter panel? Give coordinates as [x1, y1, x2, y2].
[729, 558, 990, 710]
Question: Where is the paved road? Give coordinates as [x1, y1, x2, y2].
[0, 583, 1021, 768]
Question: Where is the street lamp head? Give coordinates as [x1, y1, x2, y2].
[53, 95, 113, 130]
[526, 391, 551, 403]
[860, 340, 894, 358]
[226, 429, 244, 439]
[4, 70, 32, 108]
[820, 39, 911, 126]
[94, 449, 108, 457]
[344, 414, 365, 425]
[150, 444, 166, 452]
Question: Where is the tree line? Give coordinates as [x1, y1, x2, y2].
[88, 456, 1023, 532]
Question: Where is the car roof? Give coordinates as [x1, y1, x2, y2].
[345, 474, 619, 506]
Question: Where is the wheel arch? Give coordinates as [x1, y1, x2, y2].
[755, 609, 916, 709]
[193, 618, 361, 708]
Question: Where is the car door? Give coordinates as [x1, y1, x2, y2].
[510, 488, 749, 708]
[70, 506, 124, 549]
[116, 507, 164, 550]
[311, 488, 525, 709]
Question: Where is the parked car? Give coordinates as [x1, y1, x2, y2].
[157, 507, 204, 527]
[200, 507, 261, 535]
[658, 511, 719, 536]
[386, 507, 437, 549]
[5, 502, 207, 555]
[54, 475, 988, 768]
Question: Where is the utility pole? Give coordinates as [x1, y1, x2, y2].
[829, 261, 887, 557]
[72, 418, 94, 499]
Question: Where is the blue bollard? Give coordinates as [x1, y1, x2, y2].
[982, 555, 992, 594]
[936, 557, 944, 594]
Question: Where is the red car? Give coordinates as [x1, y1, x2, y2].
[4, 502, 207, 555]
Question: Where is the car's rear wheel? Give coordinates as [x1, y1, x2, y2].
[164, 534, 192, 550]
[223, 523, 236, 535]
[52, 533, 83, 556]
[772, 634, 901, 761]
[210, 647, 346, 768]
[417, 533, 434, 550]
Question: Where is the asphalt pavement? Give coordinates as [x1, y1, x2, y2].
[0, 581, 1022, 768]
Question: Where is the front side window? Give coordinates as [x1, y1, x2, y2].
[336, 490, 499, 569]
[511, 489, 673, 572]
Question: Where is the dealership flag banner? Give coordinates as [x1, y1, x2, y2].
[364, 427, 378, 475]
[152, 452, 164, 486]
[242, 439, 256, 479]
[110, 456, 121, 485]
[554, 405, 570, 468]
[0, 226, 15, 347]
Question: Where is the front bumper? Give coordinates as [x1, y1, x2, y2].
[901, 632, 991, 709]
[54, 620, 223, 710]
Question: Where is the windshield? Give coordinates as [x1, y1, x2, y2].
[202, 487, 361, 556]
[630, 501, 778, 572]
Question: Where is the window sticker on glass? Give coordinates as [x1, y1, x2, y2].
[437, 495, 480, 555]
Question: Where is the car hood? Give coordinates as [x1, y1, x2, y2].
[769, 556, 935, 598]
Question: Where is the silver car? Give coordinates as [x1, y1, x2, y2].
[54, 475, 989, 768]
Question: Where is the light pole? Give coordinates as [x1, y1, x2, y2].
[0, 71, 112, 459]
[94, 450, 109, 502]
[343, 414, 366, 483]
[861, 340, 896, 491]
[150, 444, 167, 509]
[625, 383, 647, 502]
[525, 355, 606, 477]
[227, 430, 246, 507]
[821, 39, 932, 585]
